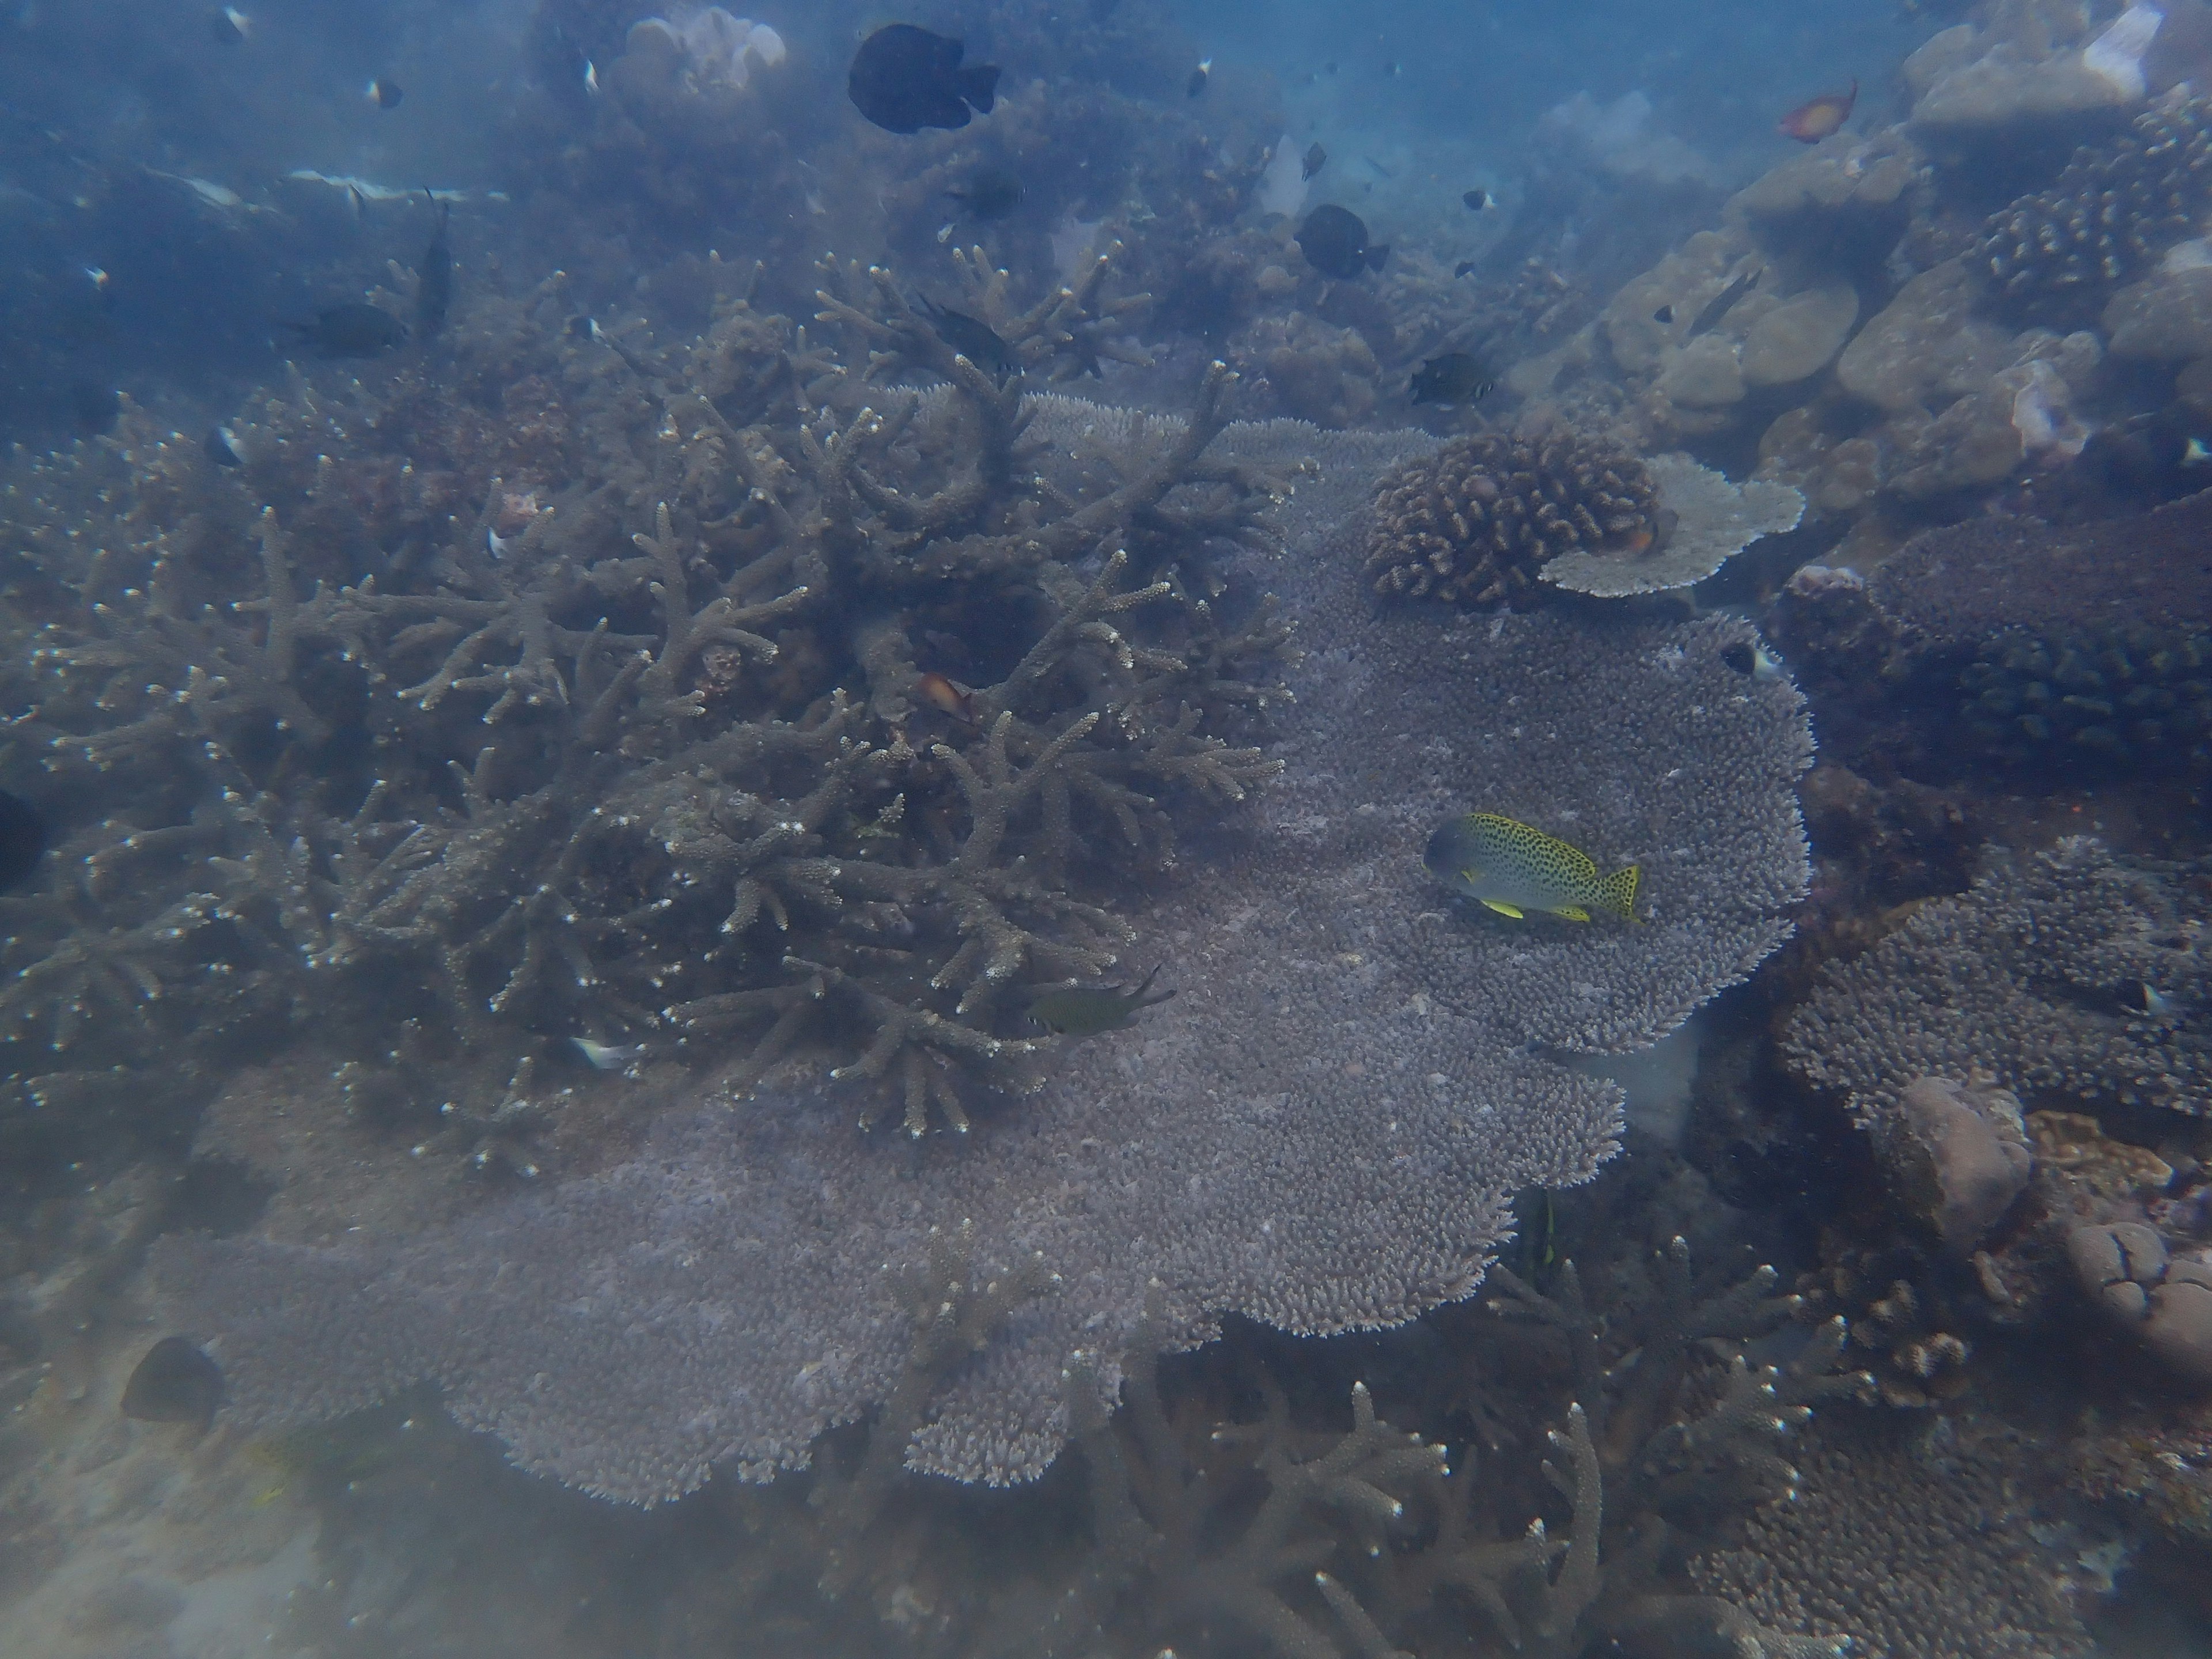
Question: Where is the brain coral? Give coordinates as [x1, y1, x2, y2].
[1360, 428, 1659, 608]
[158, 410, 1813, 1502]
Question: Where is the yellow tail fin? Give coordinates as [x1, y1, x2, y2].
[1597, 864, 1641, 922]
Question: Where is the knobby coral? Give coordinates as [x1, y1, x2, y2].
[158, 414, 1814, 1501]
[1359, 428, 1659, 608]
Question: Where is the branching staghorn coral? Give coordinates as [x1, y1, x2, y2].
[0, 254, 1298, 1147]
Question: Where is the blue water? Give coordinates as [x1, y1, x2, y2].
[3, 0, 2210, 1654]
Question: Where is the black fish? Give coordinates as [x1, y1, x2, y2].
[415, 191, 451, 337]
[1296, 204, 1388, 279]
[1463, 188, 1494, 211]
[69, 380, 120, 434]
[1685, 267, 1760, 338]
[282, 302, 407, 358]
[208, 6, 249, 44]
[1302, 142, 1327, 181]
[0, 789, 47, 893]
[1454, 260, 1478, 278]
[121, 1336, 224, 1430]
[1187, 58, 1211, 97]
[204, 425, 243, 467]
[365, 78, 403, 110]
[1409, 351, 1495, 406]
[916, 296, 1016, 380]
[1653, 304, 1675, 324]
[848, 24, 999, 135]
[1363, 155, 1395, 179]
[945, 167, 1023, 219]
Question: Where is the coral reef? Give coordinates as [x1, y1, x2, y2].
[156, 417, 1814, 1500]
[0, 260, 1295, 1156]
[1783, 837, 2211, 1125]
[1979, 95, 2212, 312]
[1778, 493, 2212, 779]
[1358, 428, 1658, 607]
[1691, 1414, 2097, 1658]
[1540, 454, 1804, 599]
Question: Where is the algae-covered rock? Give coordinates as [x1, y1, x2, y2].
[1730, 138, 1922, 223]
[1541, 454, 1804, 597]
[2105, 265, 2212, 358]
[1877, 1076, 2032, 1255]
[1601, 228, 1753, 376]
[1741, 286, 1860, 387]
[1836, 260, 2013, 412]
[1656, 333, 1747, 407]
[1907, 0, 2152, 135]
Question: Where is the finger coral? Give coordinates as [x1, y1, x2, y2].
[1359, 427, 1660, 608]
[157, 412, 1814, 1500]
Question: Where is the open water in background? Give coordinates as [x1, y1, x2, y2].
[5, 0, 2212, 1654]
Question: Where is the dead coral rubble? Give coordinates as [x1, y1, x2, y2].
[1359, 428, 1658, 608]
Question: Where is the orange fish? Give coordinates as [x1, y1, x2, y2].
[1778, 77, 1856, 143]
[915, 671, 975, 721]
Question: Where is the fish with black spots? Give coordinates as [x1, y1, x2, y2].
[414, 190, 451, 336]
[945, 166, 1022, 219]
[1296, 203, 1389, 278]
[849, 24, 999, 134]
[1426, 812, 1641, 923]
[915, 295, 1017, 380]
[1408, 350, 1495, 406]
[1302, 142, 1327, 180]
[122, 1337, 225, 1431]
[0, 789, 46, 893]
[282, 302, 407, 358]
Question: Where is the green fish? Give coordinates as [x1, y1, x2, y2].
[1424, 812, 1641, 923]
[1028, 965, 1176, 1036]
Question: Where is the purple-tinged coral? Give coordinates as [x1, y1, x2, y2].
[159, 413, 1813, 1500]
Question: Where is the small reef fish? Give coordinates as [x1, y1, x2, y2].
[0, 789, 47, 893]
[1463, 188, 1495, 211]
[584, 59, 601, 96]
[365, 78, 404, 110]
[1778, 77, 1857, 143]
[1363, 156, 1396, 179]
[1686, 266, 1761, 338]
[1453, 260, 1478, 278]
[205, 424, 244, 468]
[848, 24, 1000, 135]
[1409, 351, 1496, 406]
[2185, 437, 2212, 467]
[1653, 303, 1675, 324]
[1187, 58, 1212, 97]
[915, 671, 976, 720]
[1297, 204, 1389, 279]
[1425, 812, 1642, 923]
[415, 191, 452, 337]
[2122, 982, 2177, 1017]
[121, 1336, 225, 1430]
[1028, 966, 1176, 1037]
[915, 296, 1017, 380]
[945, 167, 1023, 219]
[1302, 142, 1327, 181]
[573, 1037, 643, 1070]
[70, 380, 120, 434]
[209, 6, 250, 44]
[1721, 639, 1787, 681]
[282, 302, 408, 358]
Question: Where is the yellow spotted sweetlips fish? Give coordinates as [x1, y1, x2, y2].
[1424, 812, 1641, 923]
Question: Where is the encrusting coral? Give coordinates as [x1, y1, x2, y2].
[1783, 838, 2211, 1126]
[156, 412, 1815, 1501]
